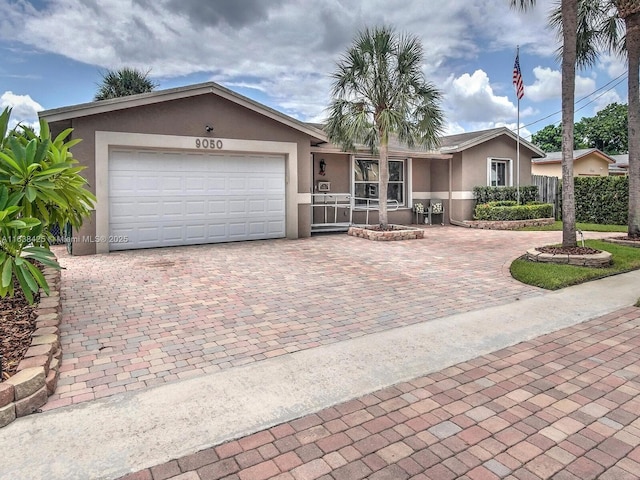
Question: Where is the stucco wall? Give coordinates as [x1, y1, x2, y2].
[532, 154, 610, 178]
[52, 93, 317, 254]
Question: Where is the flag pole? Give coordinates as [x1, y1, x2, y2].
[516, 45, 521, 205]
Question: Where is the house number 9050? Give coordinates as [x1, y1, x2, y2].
[196, 138, 223, 149]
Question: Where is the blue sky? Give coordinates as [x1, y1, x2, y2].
[0, 0, 628, 140]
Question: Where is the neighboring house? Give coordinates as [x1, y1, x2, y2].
[39, 82, 544, 255]
[531, 148, 615, 178]
[609, 154, 629, 176]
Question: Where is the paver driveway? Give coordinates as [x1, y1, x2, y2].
[45, 228, 609, 410]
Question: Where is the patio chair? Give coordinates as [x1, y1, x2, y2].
[427, 200, 445, 225]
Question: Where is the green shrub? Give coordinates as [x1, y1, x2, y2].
[473, 185, 538, 205]
[574, 176, 628, 225]
[474, 202, 554, 221]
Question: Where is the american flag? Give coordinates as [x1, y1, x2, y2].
[513, 52, 524, 100]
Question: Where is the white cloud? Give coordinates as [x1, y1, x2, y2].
[0, 0, 557, 124]
[525, 66, 596, 102]
[590, 89, 624, 114]
[598, 53, 626, 78]
[494, 122, 533, 142]
[0, 91, 43, 129]
[443, 69, 535, 126]
[443, 122, 466, 136]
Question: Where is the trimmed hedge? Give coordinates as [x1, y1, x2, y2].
[574, 176, 628, 225]
[473, 186, 538, 205]
[474, 201, 554, 221]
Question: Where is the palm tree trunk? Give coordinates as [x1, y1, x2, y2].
[626, 11, 640, 238]
[561, 0, 578, 247]
[378, 139, 389, 228]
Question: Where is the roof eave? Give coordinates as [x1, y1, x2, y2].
[39, 82, 328, 143]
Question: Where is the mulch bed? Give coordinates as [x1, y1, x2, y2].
[0, 286, 38, 381]
[537, 246, 602, 255]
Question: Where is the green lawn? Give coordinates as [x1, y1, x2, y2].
[510, 239, 640, 290]
[518, 221, 628, 232]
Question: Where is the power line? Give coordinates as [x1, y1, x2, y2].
[522, 70, 627, 129]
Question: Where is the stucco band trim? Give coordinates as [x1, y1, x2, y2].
[95, 131, 299, 254]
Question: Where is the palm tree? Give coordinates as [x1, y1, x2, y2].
[511, 0, 579, 247]
[558, 0, 640, 238]
[325, 25, 445, 228]
[94, 67, 158, 101]
[614, 2, 640, 238]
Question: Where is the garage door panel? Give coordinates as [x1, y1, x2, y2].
[109, 149, 285, 250]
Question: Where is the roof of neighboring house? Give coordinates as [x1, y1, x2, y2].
[532, 148, 616, 165]
[610, 154, 629, 167]
[437, 126, 546, 157]
[39, 81, 328, 143]
[609, 154, 629, 174]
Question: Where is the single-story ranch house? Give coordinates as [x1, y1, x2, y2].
[531, 148, 616, 178]
[39, 82, 544, 255]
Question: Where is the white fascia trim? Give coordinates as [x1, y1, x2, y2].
[412, 191, 475, 200]
[95, 131, 299, 253]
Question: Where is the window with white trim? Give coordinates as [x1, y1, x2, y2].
[354, 159, 405, 206]
[488, 158, 512, 187]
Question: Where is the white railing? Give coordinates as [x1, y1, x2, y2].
[311, 193, 352, 229]
[352, 197, 400, 225]
[311, 194, 402, 230]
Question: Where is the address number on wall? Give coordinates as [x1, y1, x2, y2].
[195, 138, 224, 149]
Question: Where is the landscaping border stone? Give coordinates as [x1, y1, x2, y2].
[603, 237, 640, 248]
[525, 247, 612, 267]
[347, 224, 425, 241]
[0, 265, 62, 428]
[464, 218, 555, 230]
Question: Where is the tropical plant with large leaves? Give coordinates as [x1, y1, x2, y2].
[325, 25, 444, 228]
[0, 107, 95, 302]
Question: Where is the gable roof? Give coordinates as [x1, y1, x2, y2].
[38, 82, 328, 143]
[439, 127, 546, 157]
[533, 148, 616, 165]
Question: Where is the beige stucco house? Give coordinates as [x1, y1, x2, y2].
[39, 82, 544, 255]
[531, 148, 615, 178]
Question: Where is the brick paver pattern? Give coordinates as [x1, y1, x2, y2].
[120, 306, 640, 480]
[45, 229, 615, 409]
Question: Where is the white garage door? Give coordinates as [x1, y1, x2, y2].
[109, 149, 286, 250]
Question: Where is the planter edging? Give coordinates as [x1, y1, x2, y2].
[0, 266, 62, 428]
[465, 218, 555, 230]
[348, 224, 425, 241]
[525, 248, 612, 267]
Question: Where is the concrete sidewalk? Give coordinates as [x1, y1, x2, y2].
[1, 270, 639, 480]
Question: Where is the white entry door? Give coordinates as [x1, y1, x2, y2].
[109, 149, 286, 250]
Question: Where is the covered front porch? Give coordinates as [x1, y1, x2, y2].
[309, 148, 452, 233]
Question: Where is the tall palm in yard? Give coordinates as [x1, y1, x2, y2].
[554, 0, 640, 238]
[611, 1, 640, 238]
[325, 26, 444, 228]
[511, 0, 579, 247]
[94, 67, 158, 101]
